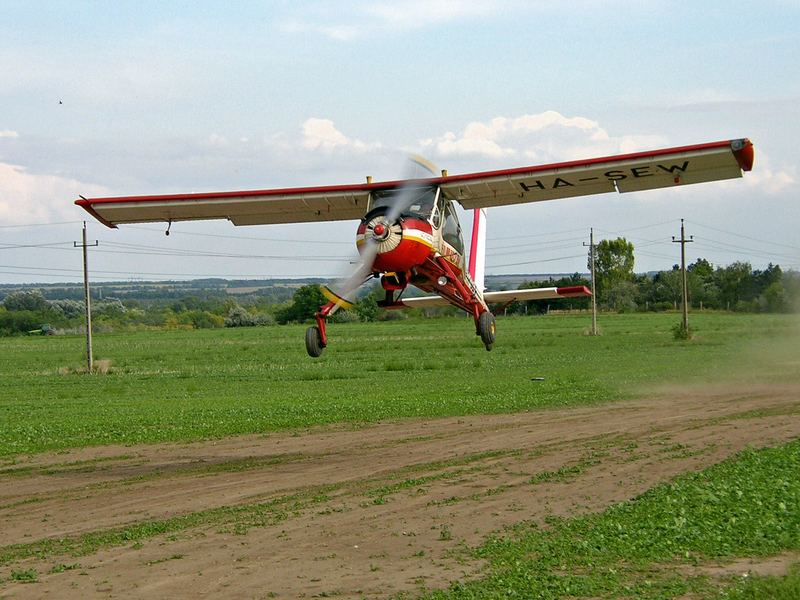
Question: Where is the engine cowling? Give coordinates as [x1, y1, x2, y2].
[356, 208, 434, 273]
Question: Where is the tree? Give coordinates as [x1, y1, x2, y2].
[2, 289, 49, 312]
[275, 284, 327, 324]
[354, 293, 379, 322]
[589, 238, 635, 305]
[606, 281, 638, 312]
[715, 261, 753, 310]
[761, 281, 787, 313]
[688, 258, 714, 279]
[654, 268, 683, 308]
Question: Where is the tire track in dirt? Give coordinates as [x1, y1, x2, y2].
[1, 383, 798, 599]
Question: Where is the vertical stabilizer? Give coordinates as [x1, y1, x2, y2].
[468, 208, 487, 292]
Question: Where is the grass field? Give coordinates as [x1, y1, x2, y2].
[1, 312, 798, 458]
[1, 311, 799, 598]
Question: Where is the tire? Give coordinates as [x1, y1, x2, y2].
[305, 326, 325, 357]
[478, 311, 496, 351]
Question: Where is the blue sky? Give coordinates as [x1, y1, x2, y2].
[1, 1, 798, 283]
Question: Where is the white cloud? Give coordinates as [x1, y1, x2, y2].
[279, 0, 511, 40]
[0, 162, 109, 225]
[420, 110, 670, 165]
[742, 156, 796, 195]
[301, 118, 381, 153]
[0, 130, 18, 138]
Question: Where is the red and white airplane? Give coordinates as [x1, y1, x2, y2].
[76, 138, 754, 356]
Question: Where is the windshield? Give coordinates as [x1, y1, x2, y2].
[370, 186, 437, 218]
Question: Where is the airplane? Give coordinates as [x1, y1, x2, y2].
[76, 137, 754, 357]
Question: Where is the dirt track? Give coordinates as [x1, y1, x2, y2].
[1, 383, 799, 599]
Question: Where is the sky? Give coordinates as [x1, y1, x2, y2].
[1, 0, 798, 285]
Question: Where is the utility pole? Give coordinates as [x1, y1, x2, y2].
[583, 228, 598, 335]
[74, 222, 98, 373]
[672, 219, 693, 335]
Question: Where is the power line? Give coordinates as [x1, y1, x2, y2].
[487, 235, 587, 252]
[126, 224, 354, 246]
[0, 241, 75, 250]
[91, 247, 353, 261]
[693, 237, 797, 262]
[687, 219, 800, 253]
[0, 220, 83, 229]
[486, 225, 588, 242]
[0, 267, 329, 281]
[488, 253, 586, 269]
[487, 240, 584, 258]
[592, 218, 679, 236]
[0, 239, 355, 263]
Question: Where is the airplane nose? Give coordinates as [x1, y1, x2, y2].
[373, 223, 386, 237]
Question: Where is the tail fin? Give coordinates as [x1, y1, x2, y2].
[468, 208, 487, 292]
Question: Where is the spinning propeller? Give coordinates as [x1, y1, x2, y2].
[321, 155, 438, 310]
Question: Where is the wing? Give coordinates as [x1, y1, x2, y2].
[400, 285, 591, 308]
[75, 182, 390, 228]
[439, 138, 754, 209]
[76, 138, 753, 228]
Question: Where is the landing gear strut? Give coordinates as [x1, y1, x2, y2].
[477, 311, 496, 351]
[305, 307, 332, 358]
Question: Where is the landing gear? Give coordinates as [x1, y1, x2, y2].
[477, 311, 496, 351]
[305, 325, 325, 358]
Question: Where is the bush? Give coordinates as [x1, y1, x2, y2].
[330, 310, 360, 323]
[649, 301, 674, 312]
[0, 309, 47, 335]
[224, 306, 273, 327]
[377, 309, 408, 321]
[672, 321, 692, 340]
[2, 289, 49, 312]
[185, 310, 225, 329]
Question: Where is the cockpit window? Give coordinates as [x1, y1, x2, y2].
[370, 186, 437, 218]
[442, 203, 464, 254]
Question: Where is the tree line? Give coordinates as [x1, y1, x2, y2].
[1, 238, 797, 335]
[513, 238, 798, 314]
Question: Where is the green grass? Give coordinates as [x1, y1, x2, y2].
[0, 312, 797, 458]
[425, 439, 800, 599]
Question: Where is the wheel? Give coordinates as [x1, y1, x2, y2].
[477, 311, 496, 351]
[305, 326, 325, 357]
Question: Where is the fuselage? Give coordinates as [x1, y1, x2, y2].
[354, 185, 484, 314]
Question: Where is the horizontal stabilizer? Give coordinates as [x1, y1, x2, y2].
[399, 285, 591, 309]
[483, 286, 591, 303]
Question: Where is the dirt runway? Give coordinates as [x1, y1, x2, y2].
[1, 382, 798, 599]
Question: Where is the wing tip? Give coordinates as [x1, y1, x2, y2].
[74, 197, 118, 229]
[732, 138, 754, 172]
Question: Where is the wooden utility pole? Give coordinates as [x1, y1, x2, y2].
[583, 228, 598, 335]
[672, 219, 693, 334]
[74, 222, 98, 372]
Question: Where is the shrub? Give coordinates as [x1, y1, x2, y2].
[224, 306, 273, 327]
[49, 299, 85, 318]
[0, 309, 49, 335]
[2, 289, 48, 312]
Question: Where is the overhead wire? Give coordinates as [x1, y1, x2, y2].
[486, 227, 589, 244]
[687, 219, 800, 253]
[0, 220, 83, 229]
[692, 238, 798, 262]
[488, 254, 587, 269]
[0, 241, 75, 250]
[126, 224, 354, 246]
